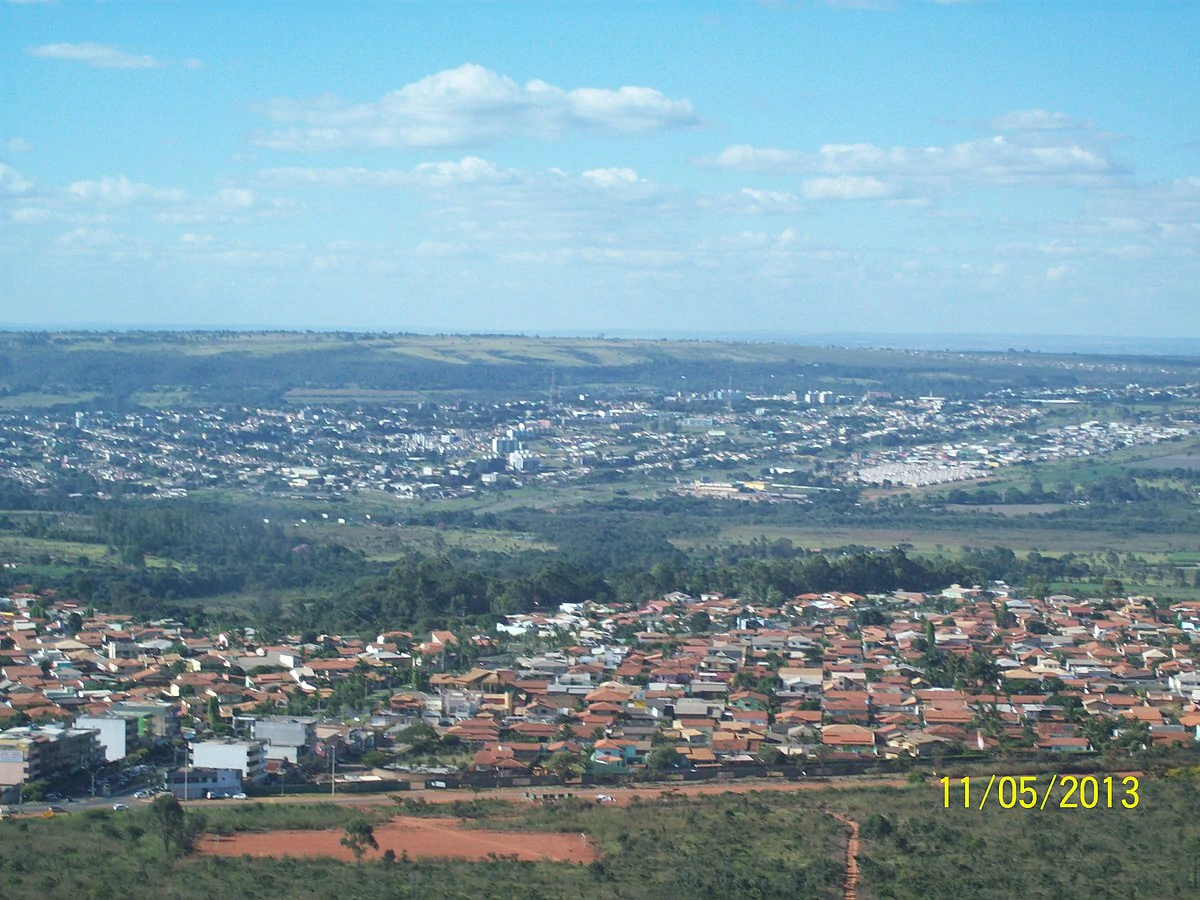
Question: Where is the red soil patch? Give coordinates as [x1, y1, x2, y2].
[197, 816, 598, 864]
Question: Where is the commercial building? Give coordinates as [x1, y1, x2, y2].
[0, 725, 103, 786]
[252, 716, 316, 764]
[74, 714, 140, 762]
[164, 766, 242, 800]
[189, 739, 264, 782]
[108, 701, 181, 741]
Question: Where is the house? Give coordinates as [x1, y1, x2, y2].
[820, 724, 879, 755]
[590, 738, 642, 772]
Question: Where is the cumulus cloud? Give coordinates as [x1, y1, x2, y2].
[29, 42, 164, 69]
[0, 163, 35, 195]
[984, 109, 1097, 133]
[707, 135, 1123, 186]
[260, 157, 515, 189]
[712, 145, 806, 170]
[68, 176, 186, 205]
[802, 175, 893, 200]
[581, 167, 642, 189]
[735, 188, 803, 215]
[252, 63, 698, 150]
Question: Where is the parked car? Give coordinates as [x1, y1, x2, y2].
[231, 792, 248, 800]
[47, 806, 67, 814]
[132, 790, 151, 799]
[112, 804, 129, 811]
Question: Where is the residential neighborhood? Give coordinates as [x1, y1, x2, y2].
[4, 577, 1198, 805]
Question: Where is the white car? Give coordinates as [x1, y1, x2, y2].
[231, 792, 248, 800]
[112, 803, 130, 811]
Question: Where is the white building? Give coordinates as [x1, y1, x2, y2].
[73, 715, 138, 762]
[189, 739, 264, 782]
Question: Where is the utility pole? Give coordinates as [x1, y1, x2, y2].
[330, 743, 336, 797]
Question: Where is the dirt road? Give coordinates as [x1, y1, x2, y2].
[828, 812, 861, 900]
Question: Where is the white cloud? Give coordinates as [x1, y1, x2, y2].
[802, 175, 893, 200]
[708, 135, 1122, 186]
[0, 163, 35, 195]
[985, 109, 1096, 133]
[735, 188, 803, 214]
[1045, 265, 1071, 280]
[712, 145, 806, 170]
[261, 157, 514, 189]
[56, 227, 124, 247]
[5, 138, 32, 153]
[252, 63, 698, 150]
[9, 207, 53, 224]
[29, 42, 163, 69]
[68, 175, 186, 205]
[582, 167, 641, 189]
[215, 187, 255, 210]
[182, 58, 206, 71]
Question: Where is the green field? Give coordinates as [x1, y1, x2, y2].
[0, 391, 100, 409]
[671, 523, 1198, 556]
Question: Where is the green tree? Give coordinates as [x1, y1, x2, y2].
[546, 748, 585, 778]
[340, 818, 379, 860]
[205, 695, 221, 730]
[149, 794, 204, 856]
[360, 749, 388, 769]
[646, 745, 679, 774]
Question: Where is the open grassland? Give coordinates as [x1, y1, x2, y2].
[0, 391, 100, 409]
[6, 774, 1196, 900]
[0, 534, 193, 571]
[15, 330, 1187, 375]
[0, 534, 112, 563]
[832, 776, 1200, 900]
[0, 790, 845, 900]
[671, 523, 1194, 555]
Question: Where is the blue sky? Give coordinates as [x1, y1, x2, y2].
[2, 1, 1198, 338]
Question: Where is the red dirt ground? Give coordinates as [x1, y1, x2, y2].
[196, 815, 598, 864]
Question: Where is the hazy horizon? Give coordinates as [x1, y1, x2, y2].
[3, 323, 1200, 358]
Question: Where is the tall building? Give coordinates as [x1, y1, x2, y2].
[189, 739, 265, 781]
[0, 725, 103, 786]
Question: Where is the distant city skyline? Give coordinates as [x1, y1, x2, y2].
[3, 1, 1199, 338]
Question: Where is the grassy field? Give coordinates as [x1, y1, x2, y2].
[0, 534, 112, 563]
[0, 391, 100, 409]
[7, 775, 1198, 900]
[671, 523, 1197, 555]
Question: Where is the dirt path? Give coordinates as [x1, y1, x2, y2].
[827, 812, 861, 900]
